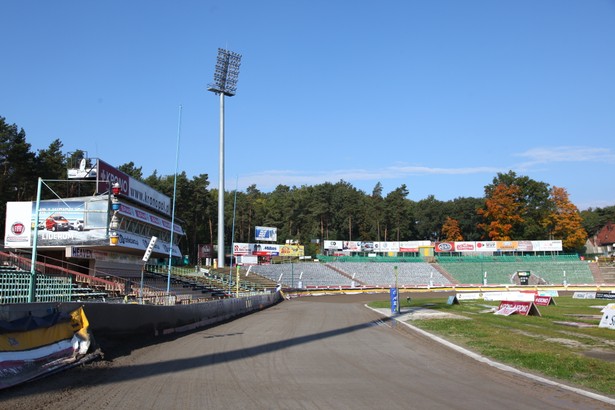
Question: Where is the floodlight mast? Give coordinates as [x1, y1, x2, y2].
[208, 48, 242, 269]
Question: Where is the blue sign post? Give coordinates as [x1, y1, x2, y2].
[390, 287, 399, 314]
[391, 265, 400, 314]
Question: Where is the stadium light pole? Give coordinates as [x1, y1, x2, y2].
[208, 48, 242, 269]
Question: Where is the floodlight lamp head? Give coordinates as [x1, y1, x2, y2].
[207, 48, 242, 97]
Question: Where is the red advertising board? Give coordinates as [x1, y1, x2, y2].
[454, 242, 475, 252]
[534, 295, 556, 306]
[496, 301, 541, 316]
[97, 159, 130, 195]
[435, 242, 454, 252]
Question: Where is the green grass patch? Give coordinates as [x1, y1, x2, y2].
[369, 296, 615, 395]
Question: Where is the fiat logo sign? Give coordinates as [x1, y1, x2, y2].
[11, 222, 25, 235]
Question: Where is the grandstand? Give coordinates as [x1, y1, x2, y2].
[0, 263, 111, 304]
[247, 254, 595, 289]
[437, 254, 594, 285]
[250, 259, 451, 288]
[328, 262, 450, 287]
[250, 263, 350, 288]
[145, 265, 279, 298]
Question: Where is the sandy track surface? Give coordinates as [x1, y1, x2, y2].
[1, 294, 612, 409]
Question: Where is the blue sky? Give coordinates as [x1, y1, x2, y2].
[2, 1, 614, 210]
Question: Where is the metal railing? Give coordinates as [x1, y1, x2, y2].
[1, 251, 125, 294]
[0, 250, 129, 304]
[0, 251, 271, 305]
[0, 268, 73, 304]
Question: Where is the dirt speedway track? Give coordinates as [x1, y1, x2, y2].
[1, 293, 612, 409]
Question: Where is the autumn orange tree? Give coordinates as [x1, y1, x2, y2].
[542, 186, 587, 251]
[477, 183, 525, 240]
[441, 216, 463, 241]
[483, 171, 551, 238]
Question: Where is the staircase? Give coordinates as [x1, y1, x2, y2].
[594, 261, 615, 284]
[430, 262, 459, 284]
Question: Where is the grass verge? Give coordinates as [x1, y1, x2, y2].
[368, 296, 615, 395]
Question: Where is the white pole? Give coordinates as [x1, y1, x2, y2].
[167, 105, 182, 295]
[29, 177, 42, 302]
[229, 176, 238, 294]
[218, 92, 225, 268]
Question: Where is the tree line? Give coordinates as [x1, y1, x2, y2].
[2, 116, 615, 259]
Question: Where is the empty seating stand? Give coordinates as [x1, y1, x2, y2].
[249, 261, 451, 288]
[437, 255, 594, 285]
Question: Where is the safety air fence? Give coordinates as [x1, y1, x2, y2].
[1, 291, 284, 339]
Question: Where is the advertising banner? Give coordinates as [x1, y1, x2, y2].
[454, 242, 476, 252]
[497, 241, 518, 252]
[232, 243, 251, 255]
[434, 240, 563, 253]
[254, 244, 280, 256]
[475, 241, 497, 252]
[65, 247, 94, 259]
[237, 255, 258, 265]
[97, 159, 171, 216]
[599, 304, 615, 330]
[399, 241, 430, 252]
[255, 226, 277, 242]
[374, 242, 400, 252]
[115, 231, 180, 257]
[517, 241, 534, 251]
[533, 240, 563, 252]
[118, 203, 183, 234]
[5, 200, 109, 248]
[317, 240, 563, 253]
[495, 301, 541, 316]
[455, 292, 483, 301]
[483, 291, 535, 302]
[4, 200, 180, 257]
[324, 240, 342, 250]
[279, 245, 304, 257]
[596, 291, 615, 301]
[198, 244, 215, 258]
[572, 292, 596, 299]
[342, 241, 361, 252]
[4, 202, 32, 246]
[534, 295, 556, 306]
[128, 177, 171, 216]
[434, 242, 454, 253]
[97, 159, 130, 197]
[361, 241, 375, 252]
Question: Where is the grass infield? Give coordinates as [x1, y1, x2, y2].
[368, 296, 615, 396]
